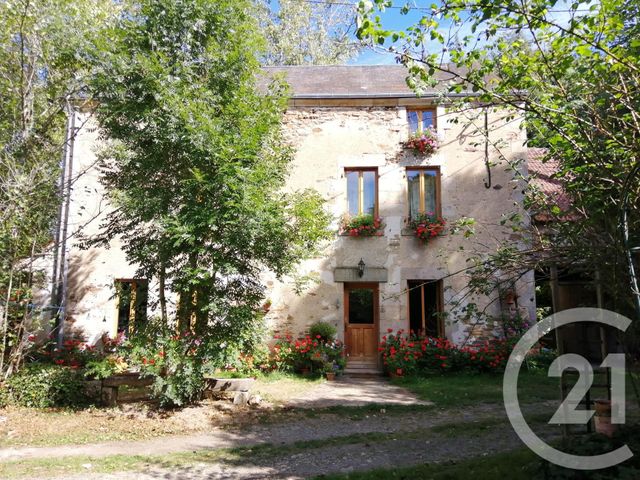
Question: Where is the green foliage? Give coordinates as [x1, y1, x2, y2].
[540, 427, 640, 478]
[340, 214, 384, 236]
[0, 0, 117, 376]
[308, 321, 337, 342]
[6, 363, 89, 408]
[90, 0, 332, 346]
[408, 212, 446, 244]
[356, 0, 640, 321]
[271, 332, 345, 374]
[380, 330, 512, 376]
[256, 0, 361, 65]
[83, 356, 128, 380]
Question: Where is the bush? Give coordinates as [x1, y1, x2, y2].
[379, 329, 513, 376]
[6, 363, 89, 408]
[540, 426, 640, 478]
[271, 332, 345, 374]
[309, 321, 337, 342]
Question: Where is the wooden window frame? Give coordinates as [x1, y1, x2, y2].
[406, 108, 437, 133]
[345, 167, 379, 217]
[406, 166, 441, 219]
[114, 278, 148, 335]
[406, 279, 444, 337]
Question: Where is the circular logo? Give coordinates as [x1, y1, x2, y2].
[503, 307, 633, 470]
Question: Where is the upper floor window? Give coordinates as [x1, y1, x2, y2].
[407, 167, 440, 220]
[346, 168, 377, 216]
[115, 279, 148, 334]
[407, 109, 436, 133]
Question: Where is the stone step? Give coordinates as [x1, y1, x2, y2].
[343, 366, 383, 377]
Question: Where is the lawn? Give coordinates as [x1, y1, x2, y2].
[390, 371, 561, 408]
[314, 448, 541, 480]
[0, 372, 321, 447]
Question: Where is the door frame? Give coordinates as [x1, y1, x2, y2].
[343, 282, 380, 365]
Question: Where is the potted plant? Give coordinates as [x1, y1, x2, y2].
[340, 214, 384, 237]
[408, 212, 446, 244]
[402, 128, 439, 156]
[322, 362, 336, 381]
[594, 399, 617, 437]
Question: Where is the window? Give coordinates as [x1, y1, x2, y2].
[408, 280, 443, 337]
[407, 109, 436, 133]
[346, 168, 377, 216]
[115, 279, 148, 334]
[407, 167, 440, 220]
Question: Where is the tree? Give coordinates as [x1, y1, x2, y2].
[0, 0, 116, 377]
[357, 0, 640, 325]
[91, 0, 332, 356]
[257, 0, 362, 65]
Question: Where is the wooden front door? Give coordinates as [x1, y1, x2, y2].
[344, 283, 379, 365]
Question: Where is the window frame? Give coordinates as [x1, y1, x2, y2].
[406, 108, 437, 134]
[344, 167, 379, 218]
[407, 279, 444, 337]
[406, 166, 441, 220]
[114, 278, 148, 335]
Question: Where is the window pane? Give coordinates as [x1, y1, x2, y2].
[348, 288, 374, 324]
[407, 170, 421, 219]
[423, 171, 437, 215]
[407, 110, 419, 133]
[117, 282, 132, 333]
[346, 171, 359, 216]
[362, 170, 376, 215]
[422, 110, 435, 130]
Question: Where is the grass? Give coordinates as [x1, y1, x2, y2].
[0, 371, 321, 447]
[390, 371, 562, 408]
[314, 448, 541, 480]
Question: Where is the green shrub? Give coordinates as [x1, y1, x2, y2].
[0, 383, 9, 408]
[7, 363, 89, 408]
[309, 321, 337, 342]
[271, 332, 345, 374]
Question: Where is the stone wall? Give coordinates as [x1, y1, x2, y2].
[48, 100, 535, 346]
[262, 102, 534, 344]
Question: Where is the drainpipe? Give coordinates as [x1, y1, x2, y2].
[54, 106, 76, 348]
[51, 100, 71, 320]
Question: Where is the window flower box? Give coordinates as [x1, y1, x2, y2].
[339, 214, 385, 237]
[408, 212, 446, 244]
[402, 128, 439, 156]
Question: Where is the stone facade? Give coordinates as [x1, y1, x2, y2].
[44, 67, 536, 351]
[260, 101, 534, 346]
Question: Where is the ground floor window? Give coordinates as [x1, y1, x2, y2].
[115, 279, 148, 334]
[408, 279, 443, 337]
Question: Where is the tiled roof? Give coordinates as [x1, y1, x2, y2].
[259, 65, 464, 98]
[527, 147, 571, 221]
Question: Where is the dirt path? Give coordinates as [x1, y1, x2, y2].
[41, 422, 559, 480]
[0, 404, 502, 462]
[0, 377, 560, 479]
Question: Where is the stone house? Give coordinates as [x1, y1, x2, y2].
[46, 65, 535, 372]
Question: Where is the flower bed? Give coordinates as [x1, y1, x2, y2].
[339, 214, 384, 237]
[378, 329, 514, 377]
[403, 128, 438, 156]
[272, 332, 345, 375]
[408, 212, 446, 244]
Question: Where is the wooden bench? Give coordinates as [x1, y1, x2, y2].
[101, 372, 154, 406]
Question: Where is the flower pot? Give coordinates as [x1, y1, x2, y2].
[594, 400, 617, 437]
[300, 367, 311, 376]
[594, 399, 612, 417]
[595, 414, 617, 437]
[325, 372, 336, 381]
